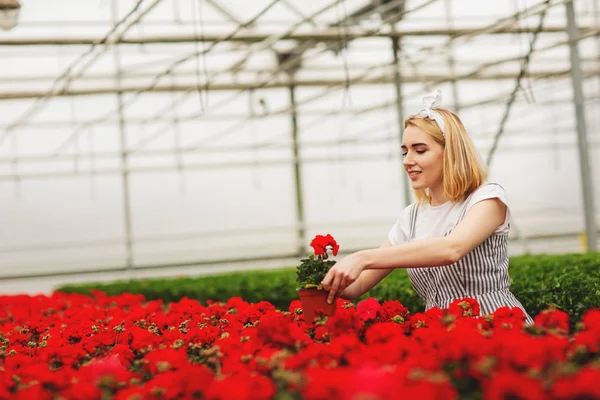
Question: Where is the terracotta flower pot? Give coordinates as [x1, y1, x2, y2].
[296, 288, 336, 323]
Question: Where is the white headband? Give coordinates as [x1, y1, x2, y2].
[418, 90, 445, 136]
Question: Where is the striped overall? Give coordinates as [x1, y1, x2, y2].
[405, 203, 534, 325]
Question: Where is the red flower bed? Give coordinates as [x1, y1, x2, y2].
[0, 291, 599, 399]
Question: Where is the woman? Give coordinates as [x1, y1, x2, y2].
[321, 90, 533, 324]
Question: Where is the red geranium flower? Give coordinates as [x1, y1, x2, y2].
[534, 306, 570, 335]
[310, 234, 339, 257]
[12, 383, 54, 400]
[551, 366, 600, 400]
[356, 298, 381, 323]
[86, 354, 133, 390]
[483, 370, 546, 400]
[449, 297, 481, 318]
[377, 300, 410, 323]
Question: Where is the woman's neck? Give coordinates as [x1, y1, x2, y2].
[428, 185, 450, 207]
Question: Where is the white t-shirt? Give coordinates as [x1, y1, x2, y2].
[388, 182, 510, 245]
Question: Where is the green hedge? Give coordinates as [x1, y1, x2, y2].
[57, 252, 600, 324]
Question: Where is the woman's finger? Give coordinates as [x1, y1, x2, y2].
[321, 269, 334, 291]
[336, 276, 348, 299]
[327, 274, 341, 304]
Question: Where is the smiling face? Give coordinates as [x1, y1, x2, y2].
[402, 109, 487, 204]
[401, 124, 445, 193]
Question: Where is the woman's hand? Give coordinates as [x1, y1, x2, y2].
[321, 252, 366, 304]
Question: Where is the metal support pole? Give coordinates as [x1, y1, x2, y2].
[444, 0, 460, 111]
[289, 84, 306, 255]
[565, 0, 597, 252]
[112, 0, 135, 268]
[594, 0, 600, 126]
[391, 33, 412, 207]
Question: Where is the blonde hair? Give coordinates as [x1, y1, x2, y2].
[404, 109, 487, 203]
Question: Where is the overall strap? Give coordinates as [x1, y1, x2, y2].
[408, 203, 419, 241]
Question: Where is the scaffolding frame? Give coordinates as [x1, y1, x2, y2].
[0, 0, 598, 281]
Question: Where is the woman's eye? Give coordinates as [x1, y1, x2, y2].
[402, 150, 425, 157]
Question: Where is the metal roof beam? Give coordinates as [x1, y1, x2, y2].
[0, 25, 597, 46]
[1, 69, 597, 101]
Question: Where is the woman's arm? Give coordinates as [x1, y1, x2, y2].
[360, 198, 507, 270]
[321, 198, 507, 303]
[339, 240, 394, 300]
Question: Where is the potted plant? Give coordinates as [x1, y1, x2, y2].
[296, 234, 340, 323]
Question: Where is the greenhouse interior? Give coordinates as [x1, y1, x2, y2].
[0, 0, 598, 292]
[1, 1, 600, 399]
